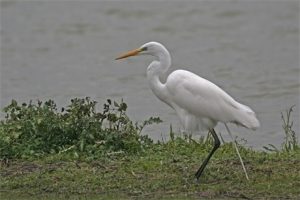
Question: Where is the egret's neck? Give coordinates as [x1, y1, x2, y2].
[147, 47, 171, 76]
[146, 49, 171, 106]
[157, 48, 171, 74]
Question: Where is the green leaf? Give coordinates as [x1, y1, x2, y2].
[114, 101, 119, 107]
[80, 139, 85, 152]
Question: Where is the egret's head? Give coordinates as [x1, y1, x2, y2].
[115, 41, 167, 60]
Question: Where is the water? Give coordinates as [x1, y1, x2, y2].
[1, 1, 299, 149]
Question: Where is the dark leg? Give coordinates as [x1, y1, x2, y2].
[195, 128, 220, 180]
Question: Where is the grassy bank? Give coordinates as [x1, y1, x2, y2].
[1, 142, 300, 199]
[0, 98, 299, 199]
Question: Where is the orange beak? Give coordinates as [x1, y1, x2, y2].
[115, 48, 142, 60]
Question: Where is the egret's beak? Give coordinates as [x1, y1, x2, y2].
[115, 48, 142, 60]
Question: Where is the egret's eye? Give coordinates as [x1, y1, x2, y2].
[141, 46, 148, 51]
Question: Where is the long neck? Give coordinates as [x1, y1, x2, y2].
[146, 49, 172, 106]
[156, 49, 171, 74]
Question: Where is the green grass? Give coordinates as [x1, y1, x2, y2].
[1, 142, 300, 199]
[0, 98, 299, 199]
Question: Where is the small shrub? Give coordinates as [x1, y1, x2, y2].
[0, 98, 161, 159]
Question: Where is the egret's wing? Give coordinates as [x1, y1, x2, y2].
[166, 70, 259, 129]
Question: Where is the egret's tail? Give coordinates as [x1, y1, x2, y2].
[235, 103, 260, 130]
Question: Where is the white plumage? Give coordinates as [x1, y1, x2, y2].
[132, 42, 260, 133]
[116, 41, 259, 181]
[164, 69, 260, 131]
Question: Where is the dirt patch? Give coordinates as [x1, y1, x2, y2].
[0, 160, 67, 178]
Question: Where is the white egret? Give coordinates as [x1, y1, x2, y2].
[116, 41, 259, 181]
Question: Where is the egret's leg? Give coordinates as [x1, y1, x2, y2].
[195, 128, 220, 180]
[224, 123, 249, 180]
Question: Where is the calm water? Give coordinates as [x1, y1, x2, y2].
[1, 1, 299, 149]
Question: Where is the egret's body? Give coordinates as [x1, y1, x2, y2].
[116, 41, 259, 180]
[150, 69, 259, 132]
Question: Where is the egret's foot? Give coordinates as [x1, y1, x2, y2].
[194, 176, 201, 184]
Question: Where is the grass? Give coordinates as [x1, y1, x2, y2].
[0, 98, 299, 199]
[1, 143, 300, 199]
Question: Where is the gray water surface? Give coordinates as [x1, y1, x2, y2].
[1, 1, 299, 149]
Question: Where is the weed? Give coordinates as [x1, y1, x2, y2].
[281, 105, 299, 152]
[0, 98, 161, 159]
[263, 105, 299, 152]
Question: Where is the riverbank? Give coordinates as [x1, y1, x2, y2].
[0, 99, 299, 199]
[1, 141, 300, 199]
